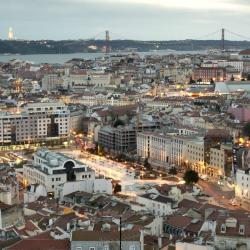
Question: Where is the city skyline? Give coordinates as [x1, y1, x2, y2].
[1, 0, 250, 41]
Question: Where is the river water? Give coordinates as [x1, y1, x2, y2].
[0, 50, 206, 64]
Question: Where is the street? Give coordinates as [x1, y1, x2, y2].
[58, 148, 185, 194]
[198, 179, 240, 210]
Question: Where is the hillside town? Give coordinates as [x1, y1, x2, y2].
[1, 49, 250, 250]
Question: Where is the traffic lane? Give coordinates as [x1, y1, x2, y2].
[198, 180, 242, 210]
[198, 179, 234, 199]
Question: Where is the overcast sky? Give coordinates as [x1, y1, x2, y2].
[1, 0, 250, 40]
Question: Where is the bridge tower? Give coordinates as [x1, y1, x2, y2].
[105, 30, 110, 54]
[221, 28, 225, 51]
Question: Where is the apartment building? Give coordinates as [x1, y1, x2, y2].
[65, 93, 135, 107]
[71, 230, 142, 250]
[99, 122, 159, 154]
[42, 74, 62, 91]
[137, 131, 204, 169]
[235, 146, 250, 210]
[137, 193, 174, 216]
[137, 132, 171, 165]
[62, 72, 111, 90]
[23, 149, 95, 196]
[218, 60, 244, 72]
[193, 67, 225, 83]
[137, 130, 231, 177]
[0, 102, 70, 145]
[208, 144, 232, 177]
[98, 125, 136, 153]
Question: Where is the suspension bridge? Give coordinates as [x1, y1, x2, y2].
[83, 28, 250, 53]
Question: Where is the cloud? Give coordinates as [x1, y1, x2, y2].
[63, 0, 250, 11]
[0, 0, 249, 40]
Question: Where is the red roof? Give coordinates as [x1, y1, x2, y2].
[7, 239, 70, 250]
[6, 232, 69, 250]
[239, 49, 250, 55]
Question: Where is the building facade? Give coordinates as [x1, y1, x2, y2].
[0, 102, 70, 145]
[23, 149, 95, 196]
[193, 67, 225, 83]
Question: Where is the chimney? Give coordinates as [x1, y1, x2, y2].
[140, 230, 144, 250]
[158, 236, 162, 249]
[67, 222, 70, 231]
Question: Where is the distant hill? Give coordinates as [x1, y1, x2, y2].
[0, 39, 250, 54]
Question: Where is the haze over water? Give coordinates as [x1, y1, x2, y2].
[0, 51, 206, 64]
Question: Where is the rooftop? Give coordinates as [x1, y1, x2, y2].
[71, 230, 140, 242]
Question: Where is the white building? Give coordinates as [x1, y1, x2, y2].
[176, 242, 214, 250]
[24, 184, 47, 203]
[42, 74, 62, 91]
[137, 131, 204, 169]
[235, 168, 250, 210]
[137, 193, 174, 217]
[23, 149, 95, 196]
[62, 72, 111, 90]
[215, 216, 250, 250]
[56, 178, 113, 200]
[218, 60, 244, 72]
[209, 145, 227, 176]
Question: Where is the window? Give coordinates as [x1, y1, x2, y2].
[76, 247, 82, 250]
[89, 248, 95, 250]
[239, 225, 245, 235]
[103, 246, 109, 250]
[129, 246, 135, 250]
[221, 224, 226, 233]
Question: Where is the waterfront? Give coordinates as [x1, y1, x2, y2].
[0, 50, 206, 64]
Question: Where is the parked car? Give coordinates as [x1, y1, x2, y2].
[200, 175, 209, 181]
[218, 180, 224, 186]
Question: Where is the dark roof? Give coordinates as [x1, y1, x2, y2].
[6, 239, 69, 250]
[164, 215, 193, 229]
[0, 201, 13, 210]
[239, 49, 250, 55]
[6, 232, 69, 250]
[178, 199, 202, 210]
[185, 220, 203, 233]
[216, 211, 250, 237]
[140, 193, 173, 204]
[52, 213, 79, 231]
[71, 230, 140, 242]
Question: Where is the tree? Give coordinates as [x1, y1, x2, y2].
[242, 122, 250, 138]
[114, 183, 121, 194]
[183, 170, 199, 185]
[113, 119, 125, 128]
[144, 158, 151, 170]
[189, 77, 196, 84]
[98, 145, 105, 156]
[197, 78, 202, 84]
[168, 167, 177, 176]
[210, 78, 215, 84]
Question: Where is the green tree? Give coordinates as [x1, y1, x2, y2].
[144, 158, 151, 170]
[98, 145, 105, 156]
[168, 167, 177, 176]
[189, 77, 196, 84]
[183, 170, 199, 185]
[242, 122, 250, 138]
[114, 183, 121, 194]
[210, 78, 215, 84]
[113, 119, 125, 128]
